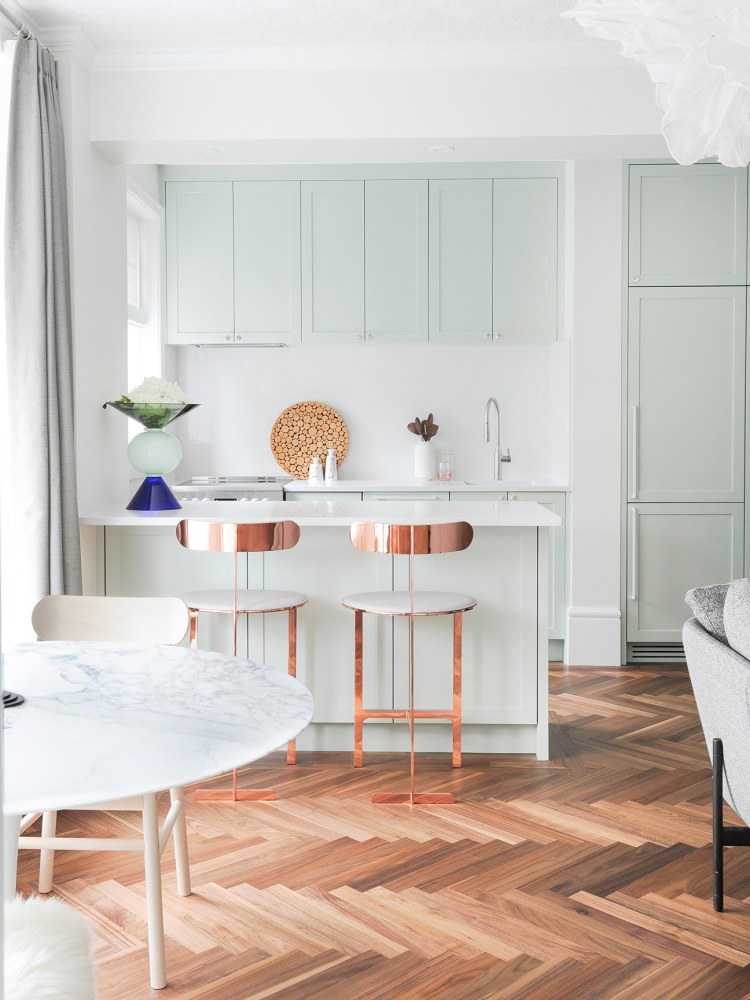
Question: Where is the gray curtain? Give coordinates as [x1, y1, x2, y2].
[4, 37, 81, 601]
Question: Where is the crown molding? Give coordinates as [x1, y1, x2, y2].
[90, 40, 624, 73]
[38, 25, 97, 69]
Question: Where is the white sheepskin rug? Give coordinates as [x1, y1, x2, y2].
[4, 895, 96, 1000]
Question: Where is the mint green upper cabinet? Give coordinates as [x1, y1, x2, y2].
[627, 287, 746, 502]
[364, 180, 428, 343]
[166, 182, 234, 344]
[429, 179, 493, 343]
[626, 503, 744, 643]
[233, 182, 301, 345]
[493, 178, 558, 343]
[301, 180, 364, 344]
[629, 164, 748, 286]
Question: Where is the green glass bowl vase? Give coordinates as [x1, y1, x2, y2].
[103, 401, 199, 511]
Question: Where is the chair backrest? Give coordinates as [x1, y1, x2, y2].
[32, 596, 190, 645]
[176, 520, 301, 554]
[349, 522, 473, 556]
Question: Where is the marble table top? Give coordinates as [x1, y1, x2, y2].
[2, 641, 314, 815]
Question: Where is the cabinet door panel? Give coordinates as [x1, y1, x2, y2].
[166, 182, 234, 344]
[263, 529, 392, 723]
[234, 181, 300, 344]
[301, 181, 364, 344]
[626, 503, 744, 643]
[365, 180, 428, 343]
[628, 287, 746, 502]
[429, 179, 493, 343]
[393, 527, 538, 725]
[493, 178, 558, 343]
[508, 492, 565, 640]
[629, 164, 747, 286]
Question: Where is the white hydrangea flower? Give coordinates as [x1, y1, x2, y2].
[126, 377, 192, 405]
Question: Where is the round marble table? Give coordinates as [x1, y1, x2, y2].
[3, 640, 314, 895]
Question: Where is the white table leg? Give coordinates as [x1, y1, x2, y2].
[169, 787, 191, 897]
[3, 814, 20, 901]
[142, 793, 166, 989]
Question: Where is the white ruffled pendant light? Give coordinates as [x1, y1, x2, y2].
[563, 1, 750, 166]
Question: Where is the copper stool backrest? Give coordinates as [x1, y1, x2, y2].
[349, 521, 473, 556]
[176, 520, 301, 554]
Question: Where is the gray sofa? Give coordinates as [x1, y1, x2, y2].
[683, 583, 750, 911]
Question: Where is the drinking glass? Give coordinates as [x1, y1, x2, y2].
[438, 453, 453, 481]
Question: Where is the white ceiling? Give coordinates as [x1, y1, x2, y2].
[12, 0, 619, 68]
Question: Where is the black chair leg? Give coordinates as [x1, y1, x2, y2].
[713, 737, 724, 912]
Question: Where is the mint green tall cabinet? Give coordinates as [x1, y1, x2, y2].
[234, 181, 301, 344]
[629, 164, 747, 286]
[627, 503, 744, 643]
[624, 162, 750, 660]
[301, 180, 364, 344]
[429, 179, 493, 343]
[364, 179, 428, 343]
[166, 182, 235, 344]
[627, 287, 746, 502]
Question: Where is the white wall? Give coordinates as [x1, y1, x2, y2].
[57, 52, 129, 516]
[171, 343, 567, 483]
[566, 160, 623, 666]
[89, 65, 661, 157]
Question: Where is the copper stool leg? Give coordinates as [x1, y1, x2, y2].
[189, 610, 199, 649]
[287, 607, 297, 766]
[354, 610, 364, 768]
[452, 612, 462, 769]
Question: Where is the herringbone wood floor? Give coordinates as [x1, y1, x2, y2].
[17, 664, 750, 999]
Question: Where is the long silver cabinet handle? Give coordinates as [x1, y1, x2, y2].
[630, 405, 638, 500]
[630, 507, 638, 601]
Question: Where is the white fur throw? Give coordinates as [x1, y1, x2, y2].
[4, 895, 96, 1000]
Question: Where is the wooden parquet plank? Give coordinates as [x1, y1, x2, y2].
[17, 662, 750, 999]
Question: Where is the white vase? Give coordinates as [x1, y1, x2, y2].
[414, 441, 436, 481]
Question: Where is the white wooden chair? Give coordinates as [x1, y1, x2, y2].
[24, 595, 192, 990]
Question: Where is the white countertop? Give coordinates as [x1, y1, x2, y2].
[3, 641, 314, 814]
[80, 499, 561, 528]
[284, 479, 569, 493]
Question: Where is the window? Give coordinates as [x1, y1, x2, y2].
[126, 186, 162, 439]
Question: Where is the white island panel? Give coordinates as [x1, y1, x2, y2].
[82, 499, 557, 758]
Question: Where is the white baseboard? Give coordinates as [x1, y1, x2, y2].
[565, 606, 622, 666]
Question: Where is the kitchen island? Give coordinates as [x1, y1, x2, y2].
[80, 499, 559, 759]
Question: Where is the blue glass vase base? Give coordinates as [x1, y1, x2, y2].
[127, 476, 182, 511]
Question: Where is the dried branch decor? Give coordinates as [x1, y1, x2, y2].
[407, 414, 439, 442]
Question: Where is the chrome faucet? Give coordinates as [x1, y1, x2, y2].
[484, 397, 511, 481]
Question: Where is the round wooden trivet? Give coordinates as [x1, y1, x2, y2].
[271, 401, 349, 479]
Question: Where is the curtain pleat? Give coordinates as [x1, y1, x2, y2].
[4, 37, 81, 609]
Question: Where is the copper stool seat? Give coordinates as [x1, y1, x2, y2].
[343, 591, 476, 616]
[182, 589, 307, 614]
[343, 521, 476, 805]
[176, 519, 306, 801]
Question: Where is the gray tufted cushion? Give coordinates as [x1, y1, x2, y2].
[685, 583, 729, 644]
[725, 579, 750, 659]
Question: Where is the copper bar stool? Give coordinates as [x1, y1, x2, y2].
[176, 519, 307, 801]
[343, 521, 476, 805]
